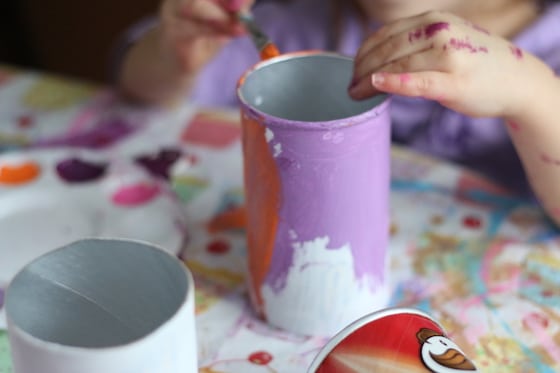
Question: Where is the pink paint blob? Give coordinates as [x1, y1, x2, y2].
[111, 183, 161, 206]
[424, 22, 450, 38]
[510, 45, 524, 60]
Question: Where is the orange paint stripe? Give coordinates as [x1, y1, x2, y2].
[242, 115, 280, 315]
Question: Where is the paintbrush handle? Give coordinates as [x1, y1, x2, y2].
[237, 12, 280, 59]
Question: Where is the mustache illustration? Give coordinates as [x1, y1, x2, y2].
[431, 348, 477, 371]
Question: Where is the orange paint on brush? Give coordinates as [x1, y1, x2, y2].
[242, 115, 280, 315]
[260, 43, 280, 60]
[0, 162, 40, 185]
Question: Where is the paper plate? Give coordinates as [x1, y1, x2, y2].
[0, 148, 187, 288]
[307, 307, 478, 373]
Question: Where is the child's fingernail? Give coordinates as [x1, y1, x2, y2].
[372, 73, 385, 86]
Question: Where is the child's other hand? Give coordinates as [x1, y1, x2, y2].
[349, 11, 536, 118]
[159, 0, 253, 75]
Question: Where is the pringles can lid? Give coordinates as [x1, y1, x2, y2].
[308, 307, 478, 373]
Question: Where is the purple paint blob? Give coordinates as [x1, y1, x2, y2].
[56, 158, 107, 183]
[134, 148, 182, 180]
[35, 117, 137, 149]
[424, 22, 450, 38]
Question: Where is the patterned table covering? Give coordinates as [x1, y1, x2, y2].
[0, 65, 559, 372]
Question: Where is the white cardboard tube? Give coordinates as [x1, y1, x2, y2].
[5, 238, 198, 373]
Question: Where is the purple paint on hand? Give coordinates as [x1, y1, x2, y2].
[539, 152, 560, 166]
[408, 28, 423, 43]
[449, 38, 489, 54]
[424, 22, 450, 38]
[510, 45, 524, 60]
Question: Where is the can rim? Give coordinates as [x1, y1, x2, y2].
[237, 51, 391, 130]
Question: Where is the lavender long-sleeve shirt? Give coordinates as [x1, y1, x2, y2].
[190, 0, 560, 193]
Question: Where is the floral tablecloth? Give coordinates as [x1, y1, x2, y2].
[0, 65, 559, 372]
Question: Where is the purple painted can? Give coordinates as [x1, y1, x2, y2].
[237, 52, 391, 336]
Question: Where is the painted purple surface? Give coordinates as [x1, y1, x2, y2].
[56, 158, 107, 183]
[242, 97, 392, 293]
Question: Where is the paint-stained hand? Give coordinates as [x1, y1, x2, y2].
[159, 0, 253, 75]
[349, 11, 540, 118]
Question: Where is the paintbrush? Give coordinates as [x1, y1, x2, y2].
[237, 12, 280, 60]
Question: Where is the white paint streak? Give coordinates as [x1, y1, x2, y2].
[265, 128, 274, 143]
[273, 143, 282, 158]
[261, 236, 389, 336]
[288, 229, 298, 240]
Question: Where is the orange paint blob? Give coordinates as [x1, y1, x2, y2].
[260, 43, 280, 60]
[0, 162, 40, 185]
[241, 114, 280, 315]
[207, 206, 247, 233]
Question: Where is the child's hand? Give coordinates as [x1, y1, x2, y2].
[349, 11, 539, 118]
[159, 0, 253, 75]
